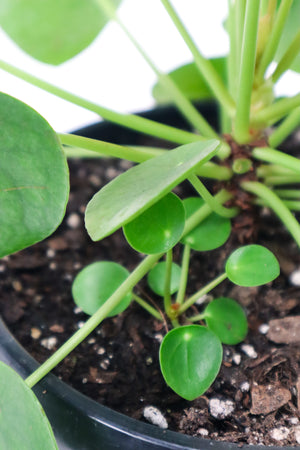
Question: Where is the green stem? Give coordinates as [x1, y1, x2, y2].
[252, 146, 300, 173]
[257, 164, 296, 177]
[281, 200, 300, 211]
[252, 93, 300, 126]
[132, 293, 162, 320]
[178, 273, 228, 315]
[268, 107, 300, 148]
[0, 59, 202, 146]
[188, 173, 239, 218]
[164, 250, 173, 316]
[273, 189, 300, 199]
[256, 0, 293, 82]
[264, 174, 300, 185]
[234, 0, 261, 143]
[60, 133, 233, 180]
[25, 252, 162, 388]
[271, 29, 300, 83]
[176, 245, 191, 305]
[160, 0, 235, 116]
[97, 0, 217, 138]
[188, 313, 206, 323]
[242, 180, 300, 246]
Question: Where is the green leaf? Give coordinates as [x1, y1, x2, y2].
[72, 261, 132, 317]
[159, 325, 222, 400]
[203, 297, 248, 345]
[0, 93, 69, 258]
[275, 1, 300, 73]
[147, 261, 182, 297]
[85, 140, 220, 242]
[0, 362, 57, 449]
[152, 58, 227, 103]
[225, 244, 280, 287]
[123, 193, 185, 254]
[181, 197, 231, 251]
[0, 0, 121, 65]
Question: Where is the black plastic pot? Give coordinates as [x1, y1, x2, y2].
[0, 104, 297, 449]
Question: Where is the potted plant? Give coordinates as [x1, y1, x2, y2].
[0, 0, 299, 448]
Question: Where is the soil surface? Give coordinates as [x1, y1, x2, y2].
[1, 130, 300, 446]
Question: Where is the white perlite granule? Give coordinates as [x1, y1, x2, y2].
[209, 398, 235, 419]
[289, 269, 300, 286]
[143, 406, 168, 429]
[269, 427, 289, 441]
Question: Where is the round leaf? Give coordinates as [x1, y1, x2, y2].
[159, 325, 222, 400]
[225, 245, 280, 287]
[123, 193, 185, 254]
[181, 197, 231, 251]
[0, 362, 57, 449]
[0, 0, 122, 65]
[72, 262, 132, 317]
[147, 261, 182, 297]
[0, 93, 69, 258]
[85, 140, 220, 241]
[203, 297, 248, 345]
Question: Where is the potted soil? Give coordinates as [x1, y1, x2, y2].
[0, 1, 300, 448]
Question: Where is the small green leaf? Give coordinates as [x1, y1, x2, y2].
[123, 193, 185, 254]
[152, 58, 227, 103]
[225, 244, 280, 287]
[0, 362, 57, 449]
[181, 197, 231, 251]
[159, 325, 222, 400]
[147, 261, 182, 297]
[72, 262, 132, 317]
[203, 297, 248, 345]
[85, 140, 220, 242]
[0, 93, 69, 258]
[0, 0, 121, 65]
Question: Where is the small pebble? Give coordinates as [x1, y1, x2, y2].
[240, 344, 257, 359]
[258, 323, 269, 334]
[46, 248, 56, 258]
[77, 321, 85, 329]
[240, 381, 250, 392]
[143, 406, 168, 429]
[74, 306, 83, 314]
[31, 327, 42, 340]
[49, 262, 57, 270]
[82, 377, 88, 384]
[289, 417, 299, 425]
[209, 398, 235, 419]
[99, 359, 110, 370]
[88, 338, 96, 344]
[49, 324, 64, 333]
[67, 213, 81, 229]
[0, 264, 5, 272]
[269, 427, 289, 441]
[97, 347, 106, 355]
[294, 426, 300, 444]
[232, 353, 241, 365]
[289, 269, 300, 286]
[154, 333, 163, 343]
[40, 336, 58, 350]
[12, 280, 22, 292]
[197, 428, 209, 436]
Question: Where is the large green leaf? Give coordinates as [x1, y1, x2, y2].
[0, 362, 57, 449]
[0, 93, 69, 257]
[159, 325, 222, 400]
[85, 139, 220, 241]
[0, 0, 122, 65]
[275, 1, 300, 73]
[152, 58, 226, 103]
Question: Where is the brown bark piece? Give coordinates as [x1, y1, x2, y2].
[296, 375, 300, 411]
[267, 316, 300, 344]
[250, 384, 291, 415]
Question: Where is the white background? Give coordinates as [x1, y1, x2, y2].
[0, 0, 299, 133]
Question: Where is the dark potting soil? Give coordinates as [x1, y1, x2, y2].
[1, 144, 300, 446]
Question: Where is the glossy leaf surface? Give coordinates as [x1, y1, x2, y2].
[203, 297, 248, 345]
[72, 262, 132, 317]
[159, 325, 222, 400]
[0, 93, 69, 258]
[0, 0, 121, 64]
[123, 193, 185, 254]
[147, 261, 182, 297]
[85, 140, 220, 242]
[0, 362, 57, 449]
[181, 197, 231, 251]
[225, 245, 280, 287]
[152, 58, 226, 103]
